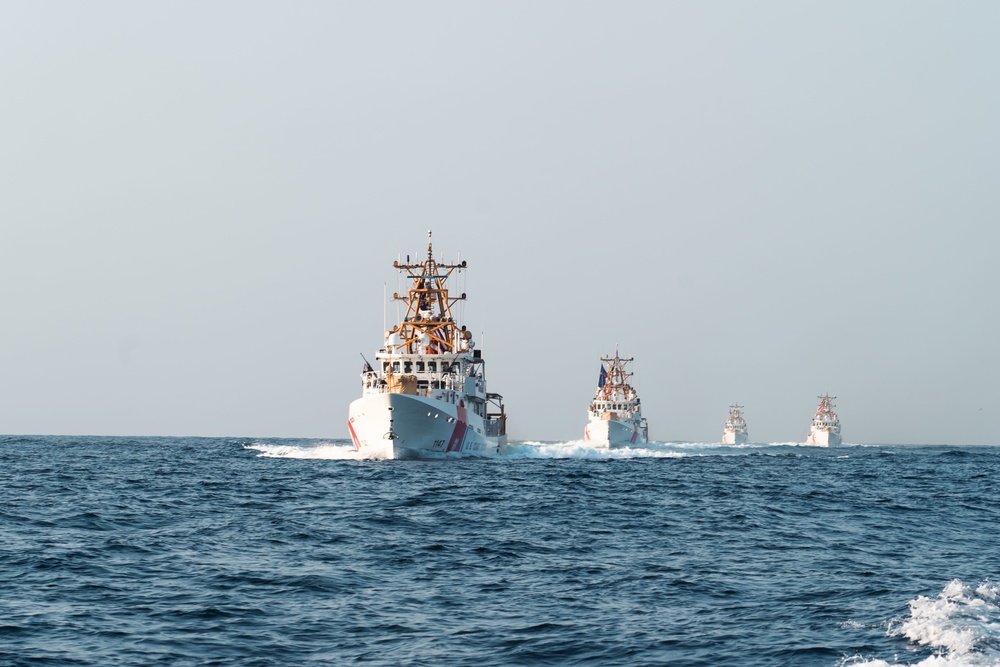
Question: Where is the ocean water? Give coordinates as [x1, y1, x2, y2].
[1, 436, 998, 667]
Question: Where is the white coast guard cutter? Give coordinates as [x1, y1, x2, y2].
[805, 393, 842, 447]
[584, 351, 649, 448]
[722, 403, 749, 445]
[347, 232, 507, 459]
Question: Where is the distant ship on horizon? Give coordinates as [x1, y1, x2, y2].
[722, 403, 748, 445]
[805, 394, 841, 447]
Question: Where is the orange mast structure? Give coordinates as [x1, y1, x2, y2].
[386, 231, 470, 355]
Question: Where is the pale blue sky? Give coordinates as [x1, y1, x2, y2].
[1, 2, 997, 444]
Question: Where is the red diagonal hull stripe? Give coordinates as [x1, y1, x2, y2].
[348, 420, 361, 450]
[446, 401, 469, 453]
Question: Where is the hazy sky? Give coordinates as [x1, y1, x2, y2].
[2, 2, 998, 444]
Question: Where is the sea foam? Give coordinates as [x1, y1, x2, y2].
[501, 440, 688, 459]
[246, 440, 815, 460]
[245, 442, 364, 459]
[843, 580, 1000, 667]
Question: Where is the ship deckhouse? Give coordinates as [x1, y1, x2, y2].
[811, 394, 840, 432]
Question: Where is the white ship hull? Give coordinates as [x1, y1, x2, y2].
[348, 392, 505, 459]
[805, 429, 842, 447]
[722, 430, 748, 445]
[585, 418, 647, 448]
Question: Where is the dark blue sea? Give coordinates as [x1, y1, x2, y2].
[2, 436, 998, 667]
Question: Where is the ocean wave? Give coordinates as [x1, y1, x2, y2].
[842, 579, 1000, 667]
[4, 437, 1000, 666]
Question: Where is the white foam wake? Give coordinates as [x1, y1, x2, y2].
[245, 442, 366, 460]
[247, 438, 867, 461]
[502, 440, 688, 459]
[245, 440, 695, 460]
[245, 439, 838, 461]
[843, 580, 1000, 667]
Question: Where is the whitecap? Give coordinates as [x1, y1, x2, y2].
[244, 442, 364, 460]
[844, 579, 1000, 666]
[501, 440, 688, 459]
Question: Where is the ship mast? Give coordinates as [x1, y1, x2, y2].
[388, 230, 468, 354]
[816, 394, 837, 418]
[596, 350, 635, 401]
[726, 403, 746, 428]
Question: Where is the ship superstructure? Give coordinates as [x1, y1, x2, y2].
[806, 393, 841, 447]
[347, 232, 507, 458]
[722, 403, 748, 445]
[584, 351, 649, 447]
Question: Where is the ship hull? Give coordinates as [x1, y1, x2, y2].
[584, 419, 646, 448]
[348, 392, 504, 459]
[722, 431, 748, 445]
[805, 429, 842, 447]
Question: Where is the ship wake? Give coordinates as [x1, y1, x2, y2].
[245, 442, 370, 460]
[504, 441, 688, 459]
[245, 439, 858, 460]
